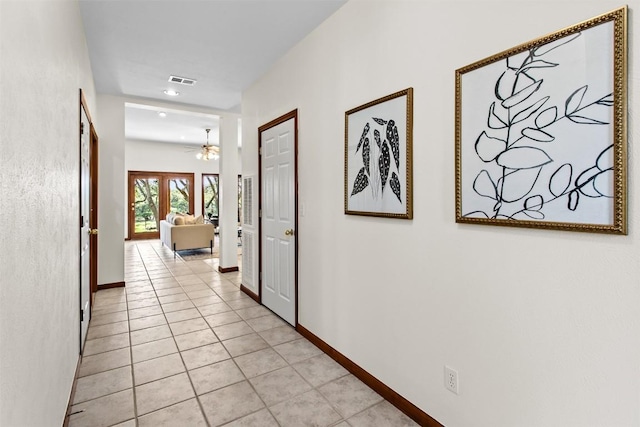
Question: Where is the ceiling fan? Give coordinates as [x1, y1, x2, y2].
[195, 128, 219, 160]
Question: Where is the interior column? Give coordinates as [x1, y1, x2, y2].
[218, 115, 239, 272]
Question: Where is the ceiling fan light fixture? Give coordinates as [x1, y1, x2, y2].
[197, 128, 219, 161]
[158, 111, 167, 118]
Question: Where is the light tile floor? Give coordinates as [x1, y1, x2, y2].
[68, 240, 418, 427]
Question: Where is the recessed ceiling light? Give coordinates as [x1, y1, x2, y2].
[158, 112, 167, 118]
[163, 89, 179, 96]
[180, 136, 185, 140]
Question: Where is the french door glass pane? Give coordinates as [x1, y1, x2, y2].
[203, 174, 219, 220]
[134, 178, 159, 233]
[169, 178, 190, 214]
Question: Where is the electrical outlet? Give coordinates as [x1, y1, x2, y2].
[444, 366, 459, 394]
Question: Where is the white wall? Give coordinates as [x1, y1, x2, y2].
[0, 1, 96, 425]
[242, 2, 640, 426]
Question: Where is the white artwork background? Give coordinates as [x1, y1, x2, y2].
[347, 94, 408, 215]
[461, 22, 614, 225]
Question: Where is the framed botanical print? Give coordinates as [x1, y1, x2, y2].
[345, 88, 413, 219]
[455, 7, 627, 234]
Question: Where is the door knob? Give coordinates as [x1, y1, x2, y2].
[284, 229, 294, 236]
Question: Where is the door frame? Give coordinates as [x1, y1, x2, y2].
[258, 109, 299, 326]
[127, 171, 195, 240]
[90, 122, 99, 293]
[79, 89, 97, 351]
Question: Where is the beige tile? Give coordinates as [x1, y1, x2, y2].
[79, 347, 131, 377]
[292, 353, 349, 387]
[181, 343, 230, 370]
[125, 285, 154, 295]
[129, 314, 167, 331]
[165, 308, 201, 323]
[223, 408, 279, 427]
[151, 276, 179, 285]
[92, 302, 127, 315]
[258, 325, 302, 346]
[131, 337, 177, 363]
[176, 274, 202, 285]
[130, 324, 172, 346]
[68, 389, 134, 427]
[246, 314, 287, 332]
[197, 302, 233, 316]
[152, 281, 181, 290]
[181, 283, 209, 292]
[87, 321, 129, 340]
[188, 359, 245, 395]
[318, 375, 383, 418]
[174, 328, 218, 351]
[135, 373, 195, 416]
[155, 287, 186, 297]
[270, 389, 342, 427]
[169, 317, 210, 336]
[90, 310, 128, 327]
[199, 381, 264, 427]
[222, 333, 269, 357]
[186, 289, 216, 299]
[128, 305, 164, 320]
[111, 420, 136, 427]
[127, 297, 159, 310]
[95, 295, 126, 306]
[226, 298, 258, 310]
[83, 333, 129, 356]
[127, 290, 157, 301]
[250, 366, 312, 406]
[235, 306, 271, 320]
[73, 366, 132, 404]
[218, 290, 244, 302]
[190, 295, 224, 307]
[213, 321, 254, 341]
[157, 293, 189, 304]
[274, 339, 322, 364]
[138, 398, 207, 427]
[134, 353, 185, 385]
[347, 400, 419, 426]
[205, 311, 242, 328]
[235, 348, 288, 378]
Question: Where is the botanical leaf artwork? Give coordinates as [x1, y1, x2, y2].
[460, 24, 617, 224]
[350, 117, 402, 203]
[345, 88, 413, 219]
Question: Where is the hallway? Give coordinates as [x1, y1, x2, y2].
[67, 241, 417, 426]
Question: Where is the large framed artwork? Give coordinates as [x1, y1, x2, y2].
[345, 88, 413, 219]
[455, 7, 627, 234]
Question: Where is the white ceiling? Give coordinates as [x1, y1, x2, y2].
[80, 0, 347, 145]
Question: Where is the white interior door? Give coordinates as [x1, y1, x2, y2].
[261, 116, 296, 325]
[80, 106, 91, 350]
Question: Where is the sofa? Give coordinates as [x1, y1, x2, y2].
[160, 213, 215, 257]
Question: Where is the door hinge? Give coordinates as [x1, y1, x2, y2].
[80, 309, 84, 322]
[259, 272, 262, 280]
[259, 209, 262, 218]
[80, 122, 84, 135]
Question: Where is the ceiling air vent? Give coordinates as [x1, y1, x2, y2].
[168, 75, 197, 86]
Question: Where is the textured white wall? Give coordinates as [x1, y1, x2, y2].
[0, 1, 96, 425]
[242, 1, 640, 426]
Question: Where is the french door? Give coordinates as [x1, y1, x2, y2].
[128, 171, 194, 239]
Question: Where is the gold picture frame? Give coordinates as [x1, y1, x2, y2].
[345, 88, 413, 219]
[455, 7, 627, 234]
